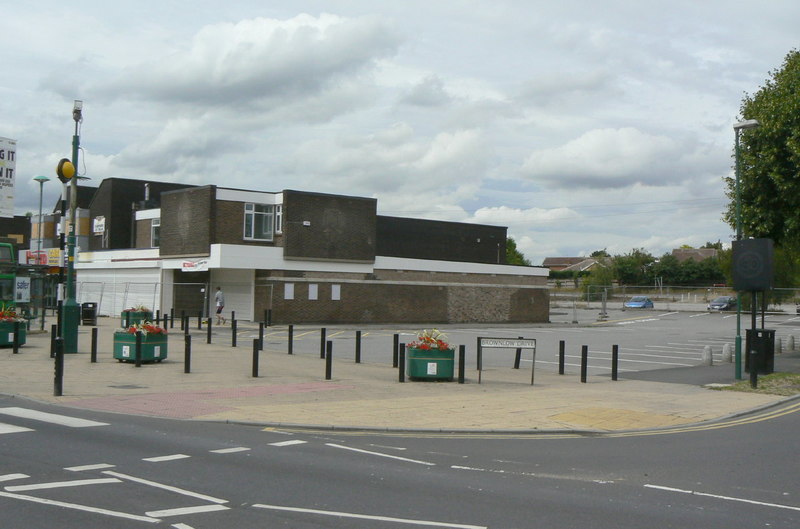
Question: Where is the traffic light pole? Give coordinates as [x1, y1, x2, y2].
[61, 104, 82, 354]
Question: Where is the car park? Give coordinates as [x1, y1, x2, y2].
[707, 295, 736, 311]
[624, 296, 654, 309]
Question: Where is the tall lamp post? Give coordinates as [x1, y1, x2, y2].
[733, 118, 760, 380]
[62, 100, 83, 354]
[33, 175, 49, 330]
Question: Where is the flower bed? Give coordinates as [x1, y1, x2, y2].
[407, 329, 454, 381]
[113, 322, 167, 363]
[120, 306, 154, 327]
[0, 308, 27, 347]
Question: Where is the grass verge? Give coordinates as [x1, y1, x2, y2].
[716, 372, 800, 396]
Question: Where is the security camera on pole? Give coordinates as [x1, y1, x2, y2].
[57, 100, 83, 354]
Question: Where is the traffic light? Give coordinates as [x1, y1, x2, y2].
[56, 158, 75, 183]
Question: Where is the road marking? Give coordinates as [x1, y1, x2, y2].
[0, 422, 32, 435]
[65, 463, 116, 472]
[103, 470, 228, 504]
[689, 313, 711, 318]
[0, 473, 28, 482]
[209, 447, 251, 454]
[146, 504, 230, 517]
[172, 524, 196, 529]
[269, 440, 307, 447]
[0, 490, 160, 523]
[253, 504, 487, 528]
[5, 478, 121, 492]
[644, 484, 800, 512]
[143, 454, 191, 462]
[0, 407, 108, 427]
[326, 443, 435, 466]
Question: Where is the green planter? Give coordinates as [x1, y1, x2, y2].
[407, 347, 455, 381]
[120, 310, 153, 327]
[0, 321, 26, 347]
[113, 331, 167, 363]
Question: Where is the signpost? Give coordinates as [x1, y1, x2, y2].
[477, 337, 537, 385]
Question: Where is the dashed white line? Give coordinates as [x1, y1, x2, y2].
[269, 440, 307, 447]
[209, 447, 251, 454]
[0, 490, 160, 523]
[65, 463, 116, 472]
[326, 443, 435, 466]
[146, 504, 230, 517]
[103, 470, 228, 504]
[143, 454, 190, 463]
[0, 407, 108, 427]
[0, 474, 28, 482]
[0, 422, 33, 435]
[644, 484, 800, 512]
[6, 478, 120, 492]
[253, 504, 487, 528]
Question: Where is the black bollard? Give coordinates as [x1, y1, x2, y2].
[513, 336, 523, 369]
[207, 318, 212, 344]
[50, 324, 57, 358]
[231, 310, 236, 322]
[258, 322, 264, 351]
[53, 337, 64, 397]
[180, 310, 186, 330]
[355, 330, 361, 363]
[183, 316, 189, 335]
[231, 319, 237, 347]
[320, 327, 327, 359]
[749, 350, 758, 389]
[155, 310, 161, 326]
[197, 311, 203, 330]
[135, 331, 143, 368]
[91, 328, 98, 363]
[267, 309, 272, 327]
[458, 345, 466, 384]
[12, 321, 19, 354]
[57, 300, 63, 338]
[580, 345, 588, 383]
[398, 342, 405, 383]
[325, 340, 333, 380]
[252, 338, 259, 377]
[170, 308, 175, 329]
[392, 334, 399, 368]
[288, 324, 294, 354]
[558, 340, 565, 375]
[611, 344, 619, 381]
[184, 334, 192, 374]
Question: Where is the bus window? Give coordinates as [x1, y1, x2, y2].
[0, 277, 14, 304]
[0, 245, 11, 263]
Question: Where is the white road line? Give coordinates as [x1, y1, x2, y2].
[0, 490, 160, 523]
[209, 447, 251, 454]
[326, 443, 435, 466]
[689, 313, 711, 318]
[6, 478, 120, 492]
[644, 484, 800, 512]
[65, 463, 116, 472]
[269, 440, 307, 447]
[253, 504, 487, 529]
[143, 454, 190, 462]
[0, 473, 28, 482]
[0, 407, 108, 427]
[172, 524, 196, 529]
[103, 470, 228, 504]
[146, 504, 230, 517]
[0, 422, 32, 435]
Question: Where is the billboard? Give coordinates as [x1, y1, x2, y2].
[0, 137, 16, 218]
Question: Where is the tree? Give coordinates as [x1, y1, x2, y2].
[612, 248, 655, 285]
[505, 237, 531, 266]
[725, 49, 800, 245]
[590, 249, 609, 258]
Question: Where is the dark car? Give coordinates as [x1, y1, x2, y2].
[624, 296, 654, 309]
[707, 296, 736, 311]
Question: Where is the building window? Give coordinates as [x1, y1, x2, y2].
[284, 283, 294, 300]
[151, 218, 160, 248]
[244, 203, 274, 241]
[308, 284, 318, 300]
[331, 284, 341, 301]
[275, 204, 282, 234]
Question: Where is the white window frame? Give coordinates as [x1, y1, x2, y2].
[151, 218, 160, 248]
[275, 204, 283, 234]
[284, 283, 294, 300]
[331, 284, 341, 301]
[244, 203, 275, 241]
[308, 284, 318, 301]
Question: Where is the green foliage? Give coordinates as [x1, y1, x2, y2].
[612, 248, 655, 285]
[581, 263, 614, 300]
[590, 248, 609, 257]
[505, 237, 531, 266]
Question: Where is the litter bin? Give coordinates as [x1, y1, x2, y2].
[745, 328, 775, 375]
[81, 302, 98, 326]
[407, 347, 455, 381]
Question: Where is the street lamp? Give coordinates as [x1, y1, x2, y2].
[62, 100, 83, 353]
[733, 118, 760, 380]
[33, 175, 49, 330]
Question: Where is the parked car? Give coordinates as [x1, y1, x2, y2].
[624, 296, 654, 309]
[707, 296, 736, 311]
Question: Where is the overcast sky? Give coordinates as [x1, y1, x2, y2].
[3, 1, 797, 265]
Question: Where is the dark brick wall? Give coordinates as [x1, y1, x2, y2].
[376, 216, 507, 264]
[160, 186, 214, 256]
[213, 200, 282, 247]
[283, 190, 376, 262]
[134, 219, 153, 248]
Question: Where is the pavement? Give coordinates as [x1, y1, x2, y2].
[1, 314, 798, 433]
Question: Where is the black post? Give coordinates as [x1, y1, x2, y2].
[392, 333, 399, 368]
[184, 334, 191, 374]
[320, 327, 326, 359]
[258, 322, 264, 351]
[183, 316, 189, 335]
[207, 318, 212, 344]
[170, 308, 175, 329]
[580, 345, 588, 383]
[288, 324, 294, 354]
[749, 350, 758, 389]
[57, 299, 63, 338]
[458, 344, 466, 384]
[231, 310, 236, 322]
[325, 340, 333, 380]
[264, 309, 268, 326]
[267, 309, 272, 327]
[155, 309, 161, 326]
[398, 342, 405, 383]
[50, 324, 57, 358]
[558, 340, 565, 375]
[135, 331, 143, 368]
[12, 321, 19, 354]
[90, 328, 98, 363]
[180, 310, 186, 330]
[611, 344, 619, 381]
[252, 338, 260, 377]
[513, 335, 523, 369]
[197, 310, 202, 330]
[355, 330, 362, 363]
[53, 336, 64, 396]
[231, 319, 237, 347]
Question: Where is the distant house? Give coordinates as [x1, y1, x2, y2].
[541, 257, 603, 273]
[671, 248, 718, 263]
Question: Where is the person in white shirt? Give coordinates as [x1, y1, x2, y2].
[214, 286, 226, 325]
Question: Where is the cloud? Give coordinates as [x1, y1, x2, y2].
[401, 75, 451, 107]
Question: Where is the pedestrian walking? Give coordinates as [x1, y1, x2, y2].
[215, 286, 226, 325]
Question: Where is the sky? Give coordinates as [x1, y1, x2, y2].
[2, 1, 798, 265]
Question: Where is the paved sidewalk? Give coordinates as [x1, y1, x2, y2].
[0, 317, 794, 432]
